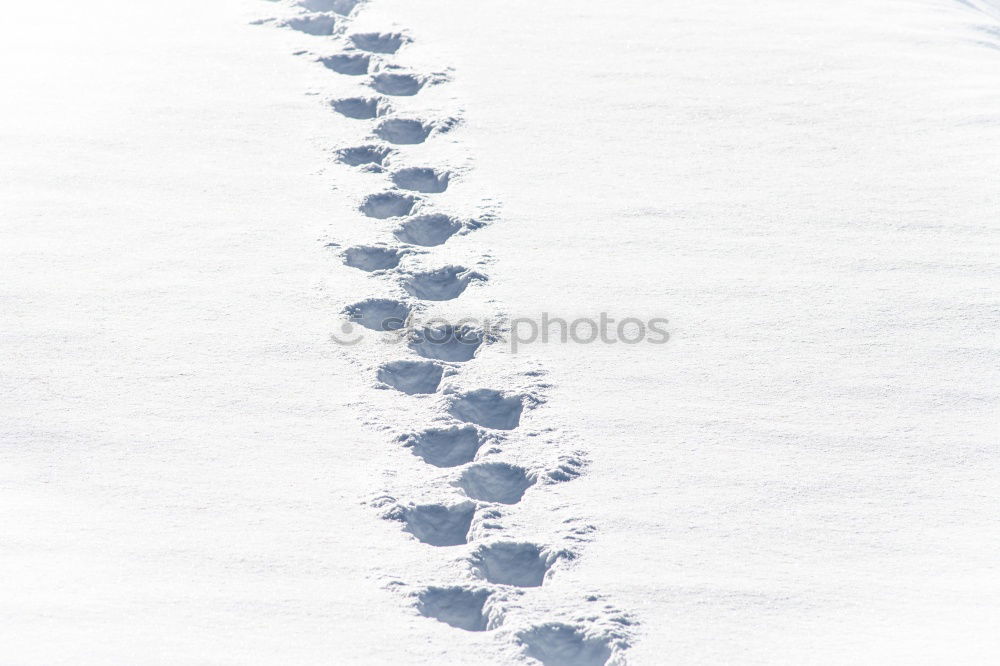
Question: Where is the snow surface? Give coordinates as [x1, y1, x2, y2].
[2, 0, 999, 664]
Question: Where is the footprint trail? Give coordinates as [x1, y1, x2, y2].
[255, 2, 632, 662]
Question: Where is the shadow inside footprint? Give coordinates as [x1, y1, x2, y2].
[377, 360, 443, 394]
[390, 501, 475, 547]
[371, 72, 425, 96]
[399, 425, 486, 467]
[342, 245, 402, 271]
[391, 167, 450, 193]
[517, 624, 614, 666]
[283, 14, 337, 36]
[470, 542, 554, 587]
[343, 298, 411, 331]
[393, 214, 461, 246]
[350, 31, 408, 54]
[403, 266, 483, 301]
[298, 0, 360, 14]
[408, 325, 483, 362]
[320, 53, 371, 75]
[417, 587, 494, 631]
[331, 96, 390, 120]
[456, 463, 534, 504]
[374, 118, 433, 145]
[360, 191, 417, 218]
[448, 389, 523, 430]
[337, 144, 392, 167]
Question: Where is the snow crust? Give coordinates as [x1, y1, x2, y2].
[2, 0, 999, 663]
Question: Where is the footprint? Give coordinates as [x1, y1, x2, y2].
[391, 167, 450, 193]
[350, 31, 408, 54]
[336, 144, 393, 167]
[282, 14, 337, 36]
[393, 214, 462, 247]
[298, 0, 361, 14]
[331, 96, 391, 120]
[342, 245, 403, 271]
[386, 501, 476, 546]
[455, 463, 534, 504]
[374, 118, 433, 145]
[399, 425, 487, 467]
[371, 72, 425, 96]
[377, 360, 443, 394]
[470, 542, 555, 587]
[402, 266, 484, 301]
[448, 389, 523, 430]
[408, 324, 483, 362]
[320, 53, 371, 75]
[359, 191, 417, 219]
[343, 298, 411, 331]
[416, 586, 496, 631]
[517, 624, 614, 666]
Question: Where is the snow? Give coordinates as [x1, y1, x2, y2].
[2, 0, 999, 664]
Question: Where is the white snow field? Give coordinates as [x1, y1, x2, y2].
[2, 0, 999, 664]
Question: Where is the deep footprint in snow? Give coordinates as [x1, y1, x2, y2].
[470, 542, 555, 587]
[320, 53, 371, 76]
[282, 14, 337, 36]
[448, 389, 523, 430]
[408, 325, 484, 362]
[342, 245, 403, 271]
[360, 191, 417, 219]
[377, 360, 443, 394]
[331, 96, 391, 120]
[371, 72, 425, 96]
[455, 462, 534, 504]
[416, 586, 495, 631]
[386, 501, 476, 546]
[374, 118, 433, 145]
[336, 144, 392, 167]
[399, 425, 487, 467]
[393, 214, 462, 246]
[391, 167, 450, 193]
[517, 624, 614, 666]
[343, 298, 411, 331]
[402, 266, 484, 301]
[350, 31, 409, 54]
[298, 0, 360, 14]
